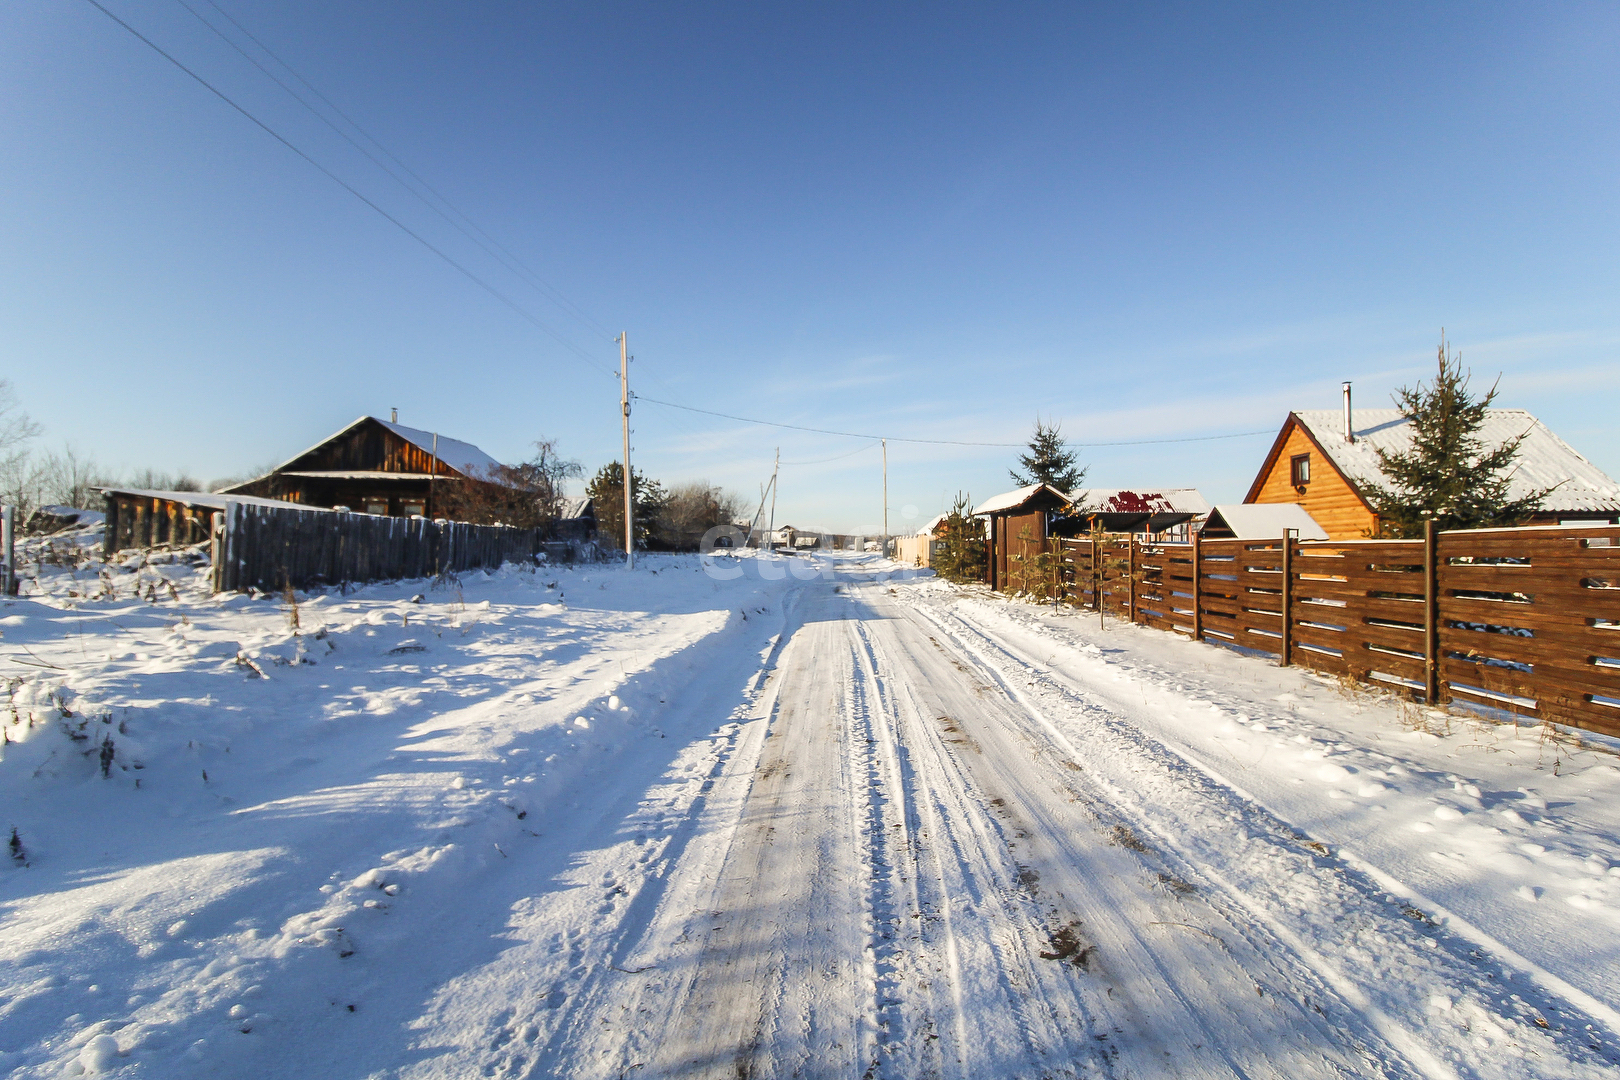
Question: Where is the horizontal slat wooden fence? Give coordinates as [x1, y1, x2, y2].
[1052, 523, 1620, 738]
[211, 501, 547, 594]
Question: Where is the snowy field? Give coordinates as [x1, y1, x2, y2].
[2, 535, 1619, 1078]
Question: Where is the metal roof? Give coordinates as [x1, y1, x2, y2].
[377, 419, 504, 482]
[1291, 408, 1620, 514]
[1070, 488, 1210, 516]
[1202, 503, 1329, 540]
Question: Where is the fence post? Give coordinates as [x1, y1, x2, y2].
[1191, 531, 1203, 641]
[1128, 534, 1138, 624]
[209, 511, 224, 593]
[1424, 518, 1440, 704]
[1279, 529, 1296, 667]
[1, 505, 14, 597]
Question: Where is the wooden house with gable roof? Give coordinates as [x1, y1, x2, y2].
[220, 415, 508, 518]
[1246, 396, 1620, 539]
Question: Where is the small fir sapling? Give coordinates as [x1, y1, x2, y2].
[931, 493, 988, 585]
[8, 826, 24, 863]
[99, 734, 115, 778]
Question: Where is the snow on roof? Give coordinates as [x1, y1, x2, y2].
[558, 496, 593, 520]
[1294, 409, 1620, 514]
[1203, 503, 1329, 541]
[377, 419, 504, 482]
[103, 488, 325, 512]
[279, 471, 439, 481]
[973, 484, 1071, 516]
[1069, 488, 1210, 515]
[237, 417, 508, 492]
[916, 513, 946, 536]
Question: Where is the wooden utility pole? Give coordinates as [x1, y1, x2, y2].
[428, 432, 439, 519]
[618, 333, 634, 570]
[881, 438, 888, 560]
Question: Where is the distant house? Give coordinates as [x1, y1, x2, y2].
[220, 415, 508, 518]
[555, 497, 596, 543]
[1246, 407, 1620, 539]
[893, 514, 948, 567]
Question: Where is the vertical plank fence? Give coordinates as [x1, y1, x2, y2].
[1042, 523, 1619, 738]
[212, 502, 552, 594]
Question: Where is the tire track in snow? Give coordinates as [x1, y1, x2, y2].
[850, 607, 1110, 1078]
[914, 592, 1619, 1080]
[861, 590, 1404, 1079]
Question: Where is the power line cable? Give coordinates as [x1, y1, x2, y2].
[635, 395, 1273, 448]
[781, 441, 880, 466]
[190, 0, 616, 343]
[85, 0, 616, 378]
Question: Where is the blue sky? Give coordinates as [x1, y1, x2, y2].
[3, 2, 1617, 532]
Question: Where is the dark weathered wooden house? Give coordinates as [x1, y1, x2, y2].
[219, 416, 507, 517]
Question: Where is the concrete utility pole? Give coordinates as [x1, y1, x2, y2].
[1, 505, 14, 596]
[881, 438, 888, 560]
[618, 332, 634, 570]
[766, 448, 780, 551]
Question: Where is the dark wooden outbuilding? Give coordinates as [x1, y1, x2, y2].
[103, 488, 320, 557]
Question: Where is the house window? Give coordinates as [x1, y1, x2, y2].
[1290, 453, 1311, 488]
[364, 499, 388, 516]
[400, 501, 425, 518]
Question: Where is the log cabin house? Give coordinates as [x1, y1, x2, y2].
[1245, 394, 1620, 539]
[219, 415, 508, 518]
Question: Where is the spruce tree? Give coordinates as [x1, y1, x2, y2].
[1010, 419, 1085, 493]
[931, 493, 987, 584]
[1361, 337, 1553, 538]
[587, 461, 669, 550]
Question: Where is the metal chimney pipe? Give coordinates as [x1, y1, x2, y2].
[391, 407, 398, 424]
[1342, 381, 1354, 443]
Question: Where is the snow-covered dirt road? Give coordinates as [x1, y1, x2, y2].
[514, 568, 1619, 1080]
[4, 545, 1619, 1078]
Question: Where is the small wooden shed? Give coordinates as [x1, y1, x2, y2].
[974, 484, 1071, 592]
